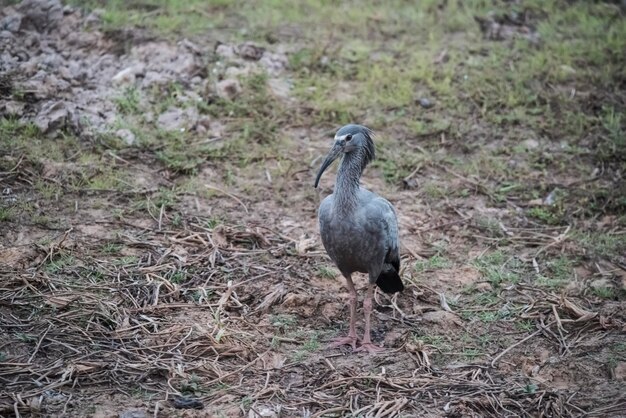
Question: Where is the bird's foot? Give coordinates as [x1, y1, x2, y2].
[354, 342, 385, 354]
[327, 335, 358, 350]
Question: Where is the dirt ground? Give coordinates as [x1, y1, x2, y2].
[1, 0, 625, 417]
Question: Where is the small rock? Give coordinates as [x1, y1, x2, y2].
[418, 98, 434, 109]
[216, 78, 241, 100]
[0, 12, 23, 33]
[179, 38, 202, 55]
[157, 106, 198, 132]
[118, 409, 147, 418]
[142, 70, 170, 87]
[238, 42, 265, 60]
[421, 310, 463, 326]
[23, 32, 40, 48]
[1, 101, 25, 117]
[21, 72, 70, 100]
[215, 43, 236, 59]
[66, 30, 99, 48]
[34, 100, 77, 134]
[115, 128, 135, 146]
[543, 189, 557, 206]
[112, 68, 135, 85]
[196, 115, 211, 132]
[18, 0, 64, 32]
[158, 108, 185, 131]
[0, 30, 15, 40]
[225, 65, 253, 78]
[84, 9, 104, 27]
[195, 124, 207, 134]
[171, 54, 197, 76]
[39, 53, 63, 70]
[260, 51, 288, 75]
[112, 65, 144, 85]
[521, 138, 540, 150]
[475, 282, 493, 292]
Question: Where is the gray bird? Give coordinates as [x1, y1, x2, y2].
[314, 124, 403, 354]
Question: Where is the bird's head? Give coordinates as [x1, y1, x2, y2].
[314, 124, 375, 188]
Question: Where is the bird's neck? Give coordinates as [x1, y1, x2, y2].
[333, 152, 363, 216]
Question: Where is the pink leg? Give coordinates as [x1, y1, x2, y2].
[355, 283, 384, 354]
[327, 274, 358, 350]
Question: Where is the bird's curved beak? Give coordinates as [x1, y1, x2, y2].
[314, 142, 343, 188]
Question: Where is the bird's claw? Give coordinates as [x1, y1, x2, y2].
[327, 335, 358, 350]
[354, 342, 385, 354]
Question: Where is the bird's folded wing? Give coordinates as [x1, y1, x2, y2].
[365, 196, 400, 268]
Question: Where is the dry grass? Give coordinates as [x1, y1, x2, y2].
[1, 0, 626, 417]
[1, 214, 625, 416]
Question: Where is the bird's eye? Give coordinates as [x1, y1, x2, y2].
[345, 134, 353, 141]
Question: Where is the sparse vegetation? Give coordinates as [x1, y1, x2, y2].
[317, 266, 337, 279]
[472, 251, 523, 287]
[414, 255, 452, 272]
[1, 0, 624, 416]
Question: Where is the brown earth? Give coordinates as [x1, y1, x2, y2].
[1, 1, 625, 417]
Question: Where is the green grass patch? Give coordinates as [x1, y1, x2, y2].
[317, 266, 336, 279]
[72, 0, 229, 36]
[515, 319, 535, 332]
[0, 205, 16, 222]
[472, 251, 523, 287]
[290, 332, 321, 362]
[591, 286, 616, 300]
[45, 254, 76, 274]
[527, 206, 565, 225]
[574, 231, 626, 263]
[114, 87, 142, 115]
[270, 314, 298, 329]
[414, 255, 452, 272]
[179, 374, 207, 397]
[536, 255, 575, 289]
[102, 243, 122, 254]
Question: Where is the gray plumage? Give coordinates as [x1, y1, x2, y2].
[314, 124, 403, 353]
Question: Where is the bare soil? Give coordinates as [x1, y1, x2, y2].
[1, 1, 625, 417]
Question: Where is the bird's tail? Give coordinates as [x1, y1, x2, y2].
[376, 264, 404, 294]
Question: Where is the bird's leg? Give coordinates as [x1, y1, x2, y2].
[327, 274, 358, 350]
[355, 283, 384, 354]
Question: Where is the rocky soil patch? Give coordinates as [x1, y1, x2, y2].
[0, 0, 289, 138]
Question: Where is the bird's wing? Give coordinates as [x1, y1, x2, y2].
[364, 194, 400, 270]
[379, 197, 401, 270]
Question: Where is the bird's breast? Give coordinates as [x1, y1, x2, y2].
[321, 218, 382, 274]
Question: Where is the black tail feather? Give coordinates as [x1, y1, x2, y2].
[376, 266, 404, 294]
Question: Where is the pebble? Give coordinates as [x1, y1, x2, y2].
[115, 128, 135, 146]
[418, 98, 434, 109]
[216, 78, 242, 100]
[238, 41, 265, 60]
